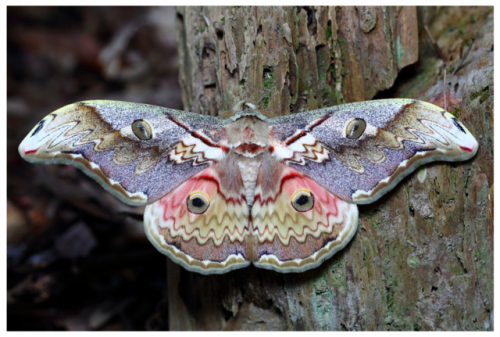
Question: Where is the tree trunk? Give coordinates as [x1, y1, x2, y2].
[168, 6, 493, 330]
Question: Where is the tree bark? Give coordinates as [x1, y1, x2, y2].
[168, 6, 493, 330]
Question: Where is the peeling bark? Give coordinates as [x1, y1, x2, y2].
[168, 6, 493, 331]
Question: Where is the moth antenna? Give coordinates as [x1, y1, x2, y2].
[232, 101, 245, 112]
[233, 101, 257, 112]
[244, 102, 257, 110]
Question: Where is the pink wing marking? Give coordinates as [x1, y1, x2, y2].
[253, 167, 342, 240]
[157, 168, 247, 241]
[251, 165, 358, 273]
[144, 166, 251, 274]
[24, 148, 38, 155]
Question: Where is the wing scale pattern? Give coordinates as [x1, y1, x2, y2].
[19, 99, 478, 274]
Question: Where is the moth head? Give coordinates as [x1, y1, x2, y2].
[132, 119, 153, 140]
[345, 118, 366, 139]
[187, 191, 211, 214]
[291, 189, 314, 212]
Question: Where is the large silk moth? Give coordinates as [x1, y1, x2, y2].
[19, 99, 478, 274]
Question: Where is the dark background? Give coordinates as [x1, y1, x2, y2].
[7, 7, 182, 330]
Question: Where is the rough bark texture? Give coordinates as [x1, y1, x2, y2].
[168, 6, 493, 331]
[175, 6, 417, 116]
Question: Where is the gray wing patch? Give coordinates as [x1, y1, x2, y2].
[269, 99, 478, 204]
[19, 100, 229, 206]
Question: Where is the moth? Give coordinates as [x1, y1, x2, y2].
[19, 99, 478, 274]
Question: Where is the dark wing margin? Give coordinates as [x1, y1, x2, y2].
[19, 100, 230, 206]
[268, 99, 478, 204]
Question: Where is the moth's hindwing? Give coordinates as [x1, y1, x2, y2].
[19, 98, 479, 275]
[144, 165, 251, 274]
[269, 99, 478, 204]
[18, 100, 228, 206]
[251, 165, 358, 273]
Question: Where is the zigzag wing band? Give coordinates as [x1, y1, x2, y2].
[251, 166, 359, 273]
[270, 99, 478, 204]
[19, 101, 228, 206]
[18, 99, 479, 274]
[144, 166, 251, 274]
